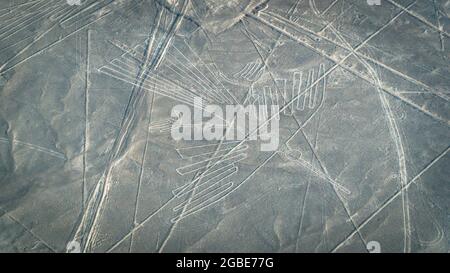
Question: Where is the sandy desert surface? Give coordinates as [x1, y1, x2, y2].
[0, 0, 449, 253]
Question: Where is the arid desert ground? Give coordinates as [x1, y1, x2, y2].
[0, 0, 449, 253]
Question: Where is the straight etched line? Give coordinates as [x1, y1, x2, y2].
[0, 208, 57, 253]
[82, 29, 91, 211]
[129, 89, 155, 253]
[386, 0, 450, 39]
[331, 146, 450, 252]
